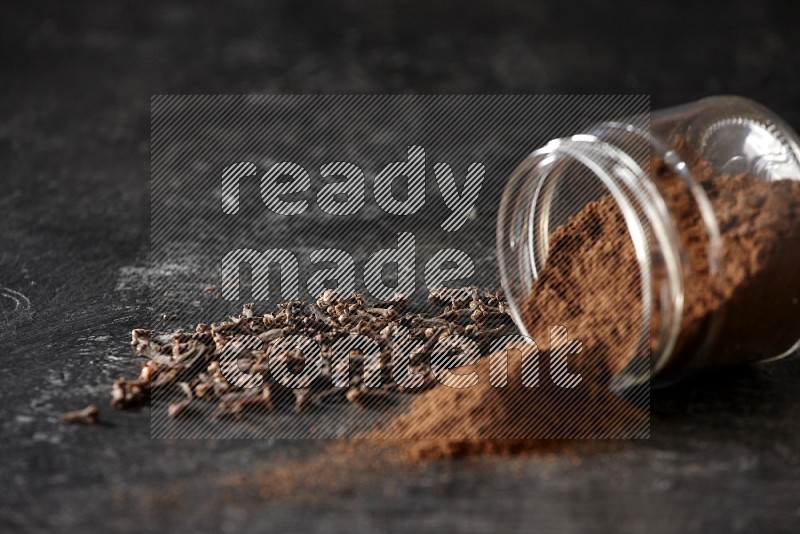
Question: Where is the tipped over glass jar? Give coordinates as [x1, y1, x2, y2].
[498, 96, 800, 388]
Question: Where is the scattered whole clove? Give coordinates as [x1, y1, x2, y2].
[60, 405, 100, 425]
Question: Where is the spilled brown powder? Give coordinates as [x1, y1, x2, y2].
[376, 189, 648, 460]
[376, 350, 647, 461]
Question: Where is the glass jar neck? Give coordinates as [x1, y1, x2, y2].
[497, 124, 709, 389]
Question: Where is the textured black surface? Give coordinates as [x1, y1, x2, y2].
[2, 1, 800, 532]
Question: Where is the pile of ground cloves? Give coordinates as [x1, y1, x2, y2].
[111, 288, 515, 420]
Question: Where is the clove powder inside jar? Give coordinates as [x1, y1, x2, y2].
[648, 142, 800, 379]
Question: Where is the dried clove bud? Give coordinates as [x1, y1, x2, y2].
[60, 404, 100, 425]
[168, 399, 193, 419]
[293, 388, 312, 413]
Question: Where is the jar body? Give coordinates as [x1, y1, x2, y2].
[498, 96, 800, 387]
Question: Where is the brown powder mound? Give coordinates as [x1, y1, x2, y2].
[375, 341, 649, 462]
[372, 190, 647, 460]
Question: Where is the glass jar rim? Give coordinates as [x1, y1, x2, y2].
[496, 131, 693, 390]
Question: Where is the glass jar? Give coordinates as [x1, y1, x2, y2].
[497, 96, 800, 388]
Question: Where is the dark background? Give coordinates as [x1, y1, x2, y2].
[2, 0, 800, 532]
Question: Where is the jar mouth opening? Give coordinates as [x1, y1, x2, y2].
[497, 135, 684, 392]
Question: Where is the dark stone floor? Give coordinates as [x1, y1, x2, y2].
[2, 1, 799, 531]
